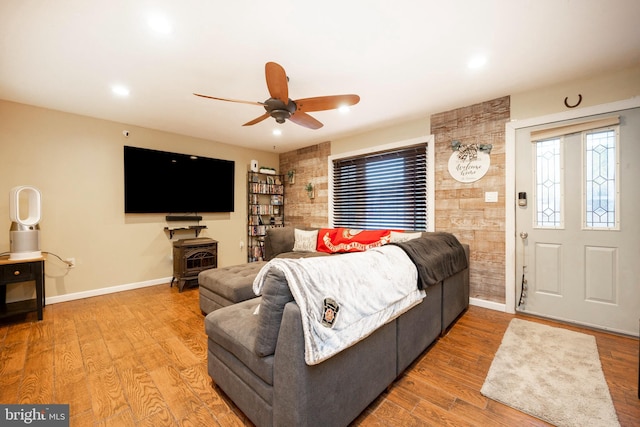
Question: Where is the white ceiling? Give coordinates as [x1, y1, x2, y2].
[1, 0, 639, 153]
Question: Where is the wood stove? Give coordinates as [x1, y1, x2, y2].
[171, 238, 217, 292]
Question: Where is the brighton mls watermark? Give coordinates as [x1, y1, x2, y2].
[1, 405, 69, 426]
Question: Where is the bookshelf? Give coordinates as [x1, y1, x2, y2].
[247, 171, 285, 262]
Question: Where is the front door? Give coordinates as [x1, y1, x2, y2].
[515, 107, 640, 335]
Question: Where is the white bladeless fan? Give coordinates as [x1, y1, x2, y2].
[9, 186, 42, 260]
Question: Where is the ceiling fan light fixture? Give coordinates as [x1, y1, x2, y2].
[111, 84, 130, 97]
[148, 14, 173, 35]
[467, 54, 487, 69]
[271, 109, 291, 123]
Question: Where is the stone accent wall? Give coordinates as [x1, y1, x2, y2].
[279, 141, 330, 228]
[278, 97, 509, 304]
[431, 96, 510, 304]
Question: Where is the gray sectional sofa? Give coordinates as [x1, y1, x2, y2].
[201, 227, 470, 427]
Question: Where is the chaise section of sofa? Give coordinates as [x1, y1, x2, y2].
[199, 261, 267, 314]
[206, 266, 400, 427]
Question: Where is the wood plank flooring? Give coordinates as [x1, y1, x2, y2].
[0, 284, 638, 426]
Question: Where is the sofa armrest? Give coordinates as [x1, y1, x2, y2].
[273, 301, 397, 427]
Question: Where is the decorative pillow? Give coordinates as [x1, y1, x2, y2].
[292, 228, 318, 252]
[316, 228, 392, 253]
[390, 231, 423, 243]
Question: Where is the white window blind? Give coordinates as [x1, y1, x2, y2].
[332, 144, 427, 230]
[530, 116, 619, 141]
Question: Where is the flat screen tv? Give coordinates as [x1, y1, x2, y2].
[124, 146, 235, 213]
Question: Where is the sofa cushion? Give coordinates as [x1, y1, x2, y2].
[275, 251, 330, 259]
[205, 297, 274, 386]
[198, 262, 266, 303]
[263, 227, 296, 260]
[292, 228, 318, 252]
[390, 231, 422, 243]
[254, 269, 294, 357]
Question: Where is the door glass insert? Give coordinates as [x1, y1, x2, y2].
[584, 128, 618, 229]
[535, 137, 562, 228]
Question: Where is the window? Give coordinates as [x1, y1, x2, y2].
[584, 128, 619, 229]
[330, 142, 428, 230]
[534, 137, 563, 228]
[530, 115, 620, 230]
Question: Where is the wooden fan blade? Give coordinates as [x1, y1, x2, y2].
[295, 94, 360, 113]
[265, 62, 289, 104]
[243, 113, 271, 126]
[193, 93, 264, 106]
[289, 111, 323, 129]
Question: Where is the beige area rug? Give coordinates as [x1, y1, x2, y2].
[481, 318, 619, 427]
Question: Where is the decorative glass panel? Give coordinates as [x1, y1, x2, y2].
[535, 138, 562, 227]
[585, 129, 617, 229]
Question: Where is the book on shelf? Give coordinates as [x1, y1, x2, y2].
[249, 225, 267, 236]
[250, 182, 283, 194]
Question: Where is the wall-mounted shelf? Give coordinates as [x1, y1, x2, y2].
[164, 225, 207, 239]
[166, 215, 203, 222]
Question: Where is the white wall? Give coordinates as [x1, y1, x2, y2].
[331, 65, 640, 155]
[3, 65, 638, 304]
[329, 65, 640, 311]
[0, 100, 278, 301]
[510, 66, 640, 119]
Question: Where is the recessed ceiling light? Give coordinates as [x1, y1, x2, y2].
[468, 55, 487, 70]
[111, 85, 130, 97]
[272, 129, 282, 136]
[148, 14, 173, 35]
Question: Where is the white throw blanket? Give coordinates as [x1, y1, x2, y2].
[253, 245, 426, 365]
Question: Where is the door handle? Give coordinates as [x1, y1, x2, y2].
[520, 232, 528, 239]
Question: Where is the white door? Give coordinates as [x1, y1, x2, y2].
[515, 108, 640, 336]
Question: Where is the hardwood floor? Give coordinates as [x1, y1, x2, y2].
[0, 284, 638, 426]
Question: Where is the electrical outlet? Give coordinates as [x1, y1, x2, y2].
[65, 257, 76, 268]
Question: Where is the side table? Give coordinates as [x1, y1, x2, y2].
[0, 255, 45, 321]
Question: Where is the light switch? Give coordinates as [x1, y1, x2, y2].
[485, 191, 498, 203]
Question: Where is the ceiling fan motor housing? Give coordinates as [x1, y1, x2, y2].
[264, 98, 296, 123]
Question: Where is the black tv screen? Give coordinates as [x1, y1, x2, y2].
[124, 146, 235, 213]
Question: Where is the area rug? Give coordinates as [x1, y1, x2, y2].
[480, 318, 619, 427]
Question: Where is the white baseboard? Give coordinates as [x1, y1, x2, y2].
[45, 277, 173, 305]
[45, 281, 508, 313]
[469, 297, 506, 312]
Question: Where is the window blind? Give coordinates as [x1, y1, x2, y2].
[530, 116, 619, 141]
[332, 144, 427, 230]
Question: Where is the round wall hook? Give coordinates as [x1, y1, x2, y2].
[564, 94, 582, 108]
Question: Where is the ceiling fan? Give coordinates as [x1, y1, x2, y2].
[194, 62, 360, 130]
